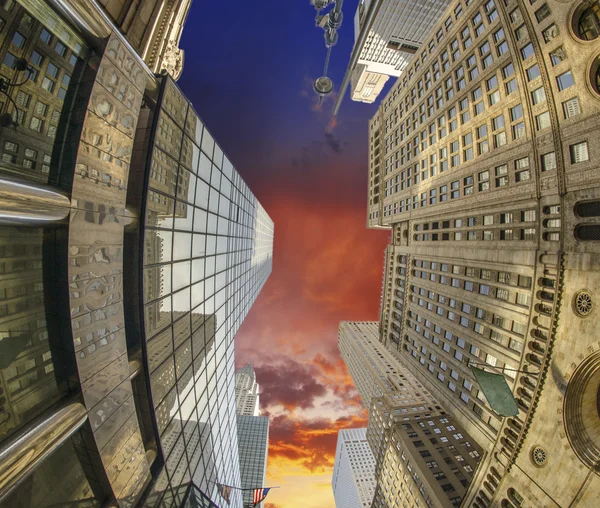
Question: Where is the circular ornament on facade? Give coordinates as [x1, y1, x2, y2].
[570, 1, 600, 42]
[531, 446, 547, 467]
[573, 290, 593, 317]
[588, 55, 600, 98]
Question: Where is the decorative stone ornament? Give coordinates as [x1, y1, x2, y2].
[573, 290, 593, 317]
[531, 445, 547, 467]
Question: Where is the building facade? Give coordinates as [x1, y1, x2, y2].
[236, 415, 269, 508]
[332, 427, 377, 508]
[368, 0, 600, 505]
[349, 0, 451, 104]
[235, 362, 260, 416]
[98, 0, 191, 79]
[339, 322, 482, 507]
[0, 1, 274, 507]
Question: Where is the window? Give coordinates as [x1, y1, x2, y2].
[30, 117, 43, 132]
[570, 142, 589, 163]
[510, 104, 523, 121]
[55, 41, 67, 57]
[505, 78, 518, 95]
[563, 97, 581, 119]
[495, 164, 508, 187]
[535, 4, 551, 23]
[40, 28, 52, 44]
[16, 91, 30, 107]
[30, 50, 43, 67]
[41, 77, 55, 93]
[556, 71, 575, 91]
[550, 47, 567, 66]
[2, 51, 17, 68]
[527, 64, 541, 81]
[521, 43, 534, 60]
[531, 87, 546, 105]
[543, 24, 559, 43]
[536, 111, 551, 130]
[507, 121, 523, 141]
[503, 63, 515, 79]
[11, 31, 26, 49]
[575, 3, 600, 41]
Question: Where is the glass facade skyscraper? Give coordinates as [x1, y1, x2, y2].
[0, 2, 273, 507]
[137, 76, 273, 506]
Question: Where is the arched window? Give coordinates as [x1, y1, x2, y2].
[508, 488, 524, 507]
[576, 224, 600, 240]
[575, 200, 600, 217]
[576, 1, 600, 41]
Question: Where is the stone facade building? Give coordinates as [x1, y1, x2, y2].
[367, 0, 600, 506]
[98, 0, 191, 79]
[339, 322, 482, 507]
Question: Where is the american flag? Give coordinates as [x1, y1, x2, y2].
[252, 487, 271, 505]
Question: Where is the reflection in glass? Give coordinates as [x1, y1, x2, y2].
[0, 430, 99, 507]
[140, 77, 273, 507]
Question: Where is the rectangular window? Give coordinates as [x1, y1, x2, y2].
[40, 28, 52, 44]
[535, 4, 551, 23]
[570, 142, 589, 164]
[505, 78, 518, 95]
[510, 104, 523, 121]
[550, 47, 567, 66]
[536, 111, 551, 130]
[556, 71, 575, 91]
[562, 97, 581, 119]
[512, 122, 526, 139]
[541, 152, 557, 171]
[521, 43, 534, 60]
[527, 64, 541, 81]
[531, 87, 546, 105]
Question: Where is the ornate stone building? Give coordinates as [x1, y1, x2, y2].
[339, 322, 482, 507]
[98, 0, 191, 79]
[368, 0, 600, 506]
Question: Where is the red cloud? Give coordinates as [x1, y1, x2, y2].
[268, 413, 368, 473]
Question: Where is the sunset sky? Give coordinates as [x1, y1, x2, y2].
[179, 1, 392, 506]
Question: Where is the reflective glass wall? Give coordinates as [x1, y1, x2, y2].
[140, 77, 273, 507]
[0, 1, 104, 507]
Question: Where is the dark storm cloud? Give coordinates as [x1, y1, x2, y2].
[254, 358, 327, 410]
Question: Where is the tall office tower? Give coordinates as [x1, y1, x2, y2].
[236, 415, 269, 508]
[331, 427, 377, 508]
[234, 362, 269, 507]
[339, 322, 482, 506]
[368, 0, 600, 506]
[235, 362, 260, 416]
[341, 0, 450, 106]
[98, 0, 191, 79]
[0, 2, 273, 508]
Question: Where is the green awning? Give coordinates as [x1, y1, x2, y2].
[471, 367, 519, 417]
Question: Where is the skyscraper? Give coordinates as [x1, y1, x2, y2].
[236, 415, 269, 508]
[339, 322, 482, 506]
[366, 0, 600, 506]
[0, 2, 273, 507]
[335, 0, 451, 111]
[235, 362, 261, 416]
[331, 428, 376, 508]
[234, 363, 269, 508]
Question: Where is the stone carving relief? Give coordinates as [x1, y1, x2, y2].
[160, 39, 184, 81]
